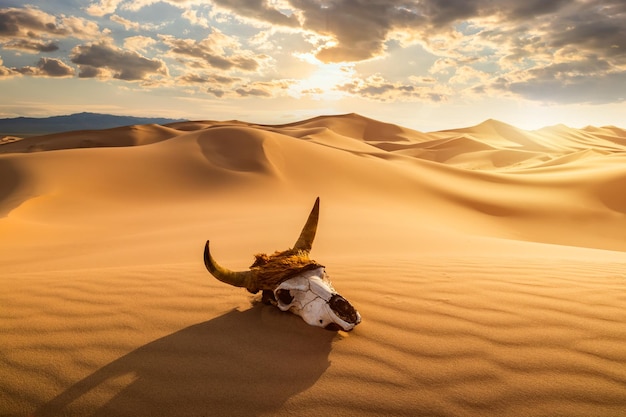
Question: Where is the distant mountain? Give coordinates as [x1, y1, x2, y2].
[0, 112, 187, 137]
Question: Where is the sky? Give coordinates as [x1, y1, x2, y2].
[0, 0, 624, 131]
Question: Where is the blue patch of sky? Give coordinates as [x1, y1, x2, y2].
[472, 59, 501, 74]
[0, 0, 59, 8]
[0, 0, 27, 7]
[1, 41, 76, 70]
[454, 21, 482, 36]
[205, 15, 265, 41]
[119, 2, 180, 29]
[0, 49, 38, 68]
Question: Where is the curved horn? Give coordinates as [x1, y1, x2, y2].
[204, 241, 255, 289]
[292, 197, 320, 254]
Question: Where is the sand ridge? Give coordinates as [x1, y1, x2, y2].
[1, 113, 626, 416]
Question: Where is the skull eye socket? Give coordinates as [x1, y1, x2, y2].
[276, 289, 294, 305]
[329, 294, 359, 324]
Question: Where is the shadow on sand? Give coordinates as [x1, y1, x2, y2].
[35, 305, 336, 417]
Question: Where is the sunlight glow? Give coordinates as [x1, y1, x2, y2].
[291, 53, 355, 100]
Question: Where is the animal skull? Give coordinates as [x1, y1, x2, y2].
[203, 198, 361, 331]
[270, 267, 361, 331]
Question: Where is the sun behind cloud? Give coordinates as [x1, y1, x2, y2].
[291, 52, 354, 100]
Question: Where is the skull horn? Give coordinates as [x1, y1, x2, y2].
[292, 197, 320, 254]
[204, 241, 256, 291]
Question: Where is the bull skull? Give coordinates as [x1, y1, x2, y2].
[204, 198, 361, 331]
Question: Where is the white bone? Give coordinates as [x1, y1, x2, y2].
[273, 267, 360, 331]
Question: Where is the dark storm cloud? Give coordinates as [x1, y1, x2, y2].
[70, 42, 167, 81]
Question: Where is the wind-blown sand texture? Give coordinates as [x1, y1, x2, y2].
[1, 113, 625, 416]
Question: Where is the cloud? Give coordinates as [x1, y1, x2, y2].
[180, 73, 241, 85]
[0, 56, 17, 77]
[0, 7, 69, 38]
[473, 0, 626, 69]
[13, 57, 75, 77]
[70, 41, 168, 81]
[492, 57, 626, 104]
[235, 80, 293, 97]
[194, 0, 545, 65]
[85, 0, 205, 16]
[206, 87, 225, 97]
[336, 74, 448, 102]
[507, 72, 626, 105]
[209, 0, 622, 77]
[161, 31, 266, 72]
[545, 1, 626, 64]
[292, 0, 427, 63]
[209, 0, 299, 27]
[406, 0, 626, 105]
[123, 36, 157, 53]
[84, 0, 124, 17]
[508, 0, 571, 20]
[59, 15, 103, 39]
[76, 65, 102, 78]
[430, 58, 460, 75]
[109, 14, 164, 32]
[448, 65, 489, 85]
[181, 8, 209, 28]
[2, 39, 59, 53]
[110, 14, 141, 31]
[220, 0, 495, 63]
[235, 86, 271, 97]
[178, 71, 292, 99]
[179, 72, 239, 97]
[0, 7, 102, 41]
[2, 0, 624, 108]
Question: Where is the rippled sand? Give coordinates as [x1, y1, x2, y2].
[1, 114, 625, 416]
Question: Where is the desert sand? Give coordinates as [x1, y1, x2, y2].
[1, 113, 625, 416]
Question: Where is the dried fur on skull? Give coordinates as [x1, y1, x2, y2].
[249, 248, 324, 291]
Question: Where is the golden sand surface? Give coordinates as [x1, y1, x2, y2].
[1, 114, 625, 416]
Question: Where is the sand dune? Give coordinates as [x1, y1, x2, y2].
[0, 123, 182, 153]
[1, 113, 625, 416]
